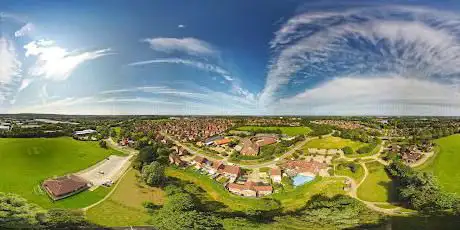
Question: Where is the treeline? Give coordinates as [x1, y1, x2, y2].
[0, 193, 97, 229]
[305, 122, 333, 136]
[386, 161, 460, 214]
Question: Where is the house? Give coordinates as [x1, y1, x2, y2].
[219, 165, 241, 179]
[240, 138, 259, 156]
[215, 138, 231, 145]
[205, 136, 224, 145]
[192, 156, 208, 169]
[401, 150, 423, 164]
[73, 129, 97, 136]
[169, 153, 185, 166]
[227, 180, 273, 197]
[255, 136, 277, 147]
[42, 175, 90, 200]
[270, 168, 282, 183]
[284, 160, 327, 176]
[210, 160, 224, 174]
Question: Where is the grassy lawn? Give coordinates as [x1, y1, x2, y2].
[271, 177, 345, 211]
[357, 161, 397, 202]
[184, 143, 223, 160]
[236, 126, 312, 136]
[416, 134, 460, 195]
[303, 136, 367, 151]
[335, 163, 365, 183]
[86, 169, 165, 226]
[0, 137, 123, 209]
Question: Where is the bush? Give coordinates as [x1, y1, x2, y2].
[342, 146, 354, 155]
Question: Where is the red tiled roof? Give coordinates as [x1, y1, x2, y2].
[284, 160, 327, 174]
[220, 165, 240, 176]
[43, 175, 88, 198]
[270, 168, 281, 176]
[212, 160, 224, 170]
[227, 181, 272, 193]
[254, 185, 273, 192]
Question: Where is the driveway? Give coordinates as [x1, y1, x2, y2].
[76, 155, 131, 189]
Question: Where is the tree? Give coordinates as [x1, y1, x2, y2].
[342, 146, 354, 155]
[141, 161, 166, 186]
[45, 209, 94, 228]
[151, 191, 223, 230]
[0, 193, 46, 228]
[99, 140, 107, 149]
[134, 146, 159, 169]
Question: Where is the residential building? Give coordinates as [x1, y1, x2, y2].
[270, 168, 282, 183]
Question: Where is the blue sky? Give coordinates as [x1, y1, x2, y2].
[1, 0, 460, 115]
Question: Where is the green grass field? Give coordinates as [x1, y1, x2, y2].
[86, 169, 165, 226]
[0, 137, 123, 208]
[335, 163, 365, 183]
[235, 126, 312, 136]
[417, 134, 460, 195]
[303, 136, 368, 151]
[357, 161, 397, 202]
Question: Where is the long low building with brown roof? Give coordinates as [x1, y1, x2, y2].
[227, 180, 273, 197]
[42, 175, 90, 200]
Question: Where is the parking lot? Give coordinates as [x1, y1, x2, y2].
[76, 155, 130, 189]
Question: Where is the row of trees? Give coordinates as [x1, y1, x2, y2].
[0, 193, 95, 229]
[386, 161, 460, 214]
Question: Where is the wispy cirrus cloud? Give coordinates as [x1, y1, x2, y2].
[276, 76, 460, 116]
[24, 39, 112, 81]
[0, 37, 22, 105]
[14, 23, 34, 37]
[260, 5, 460, 108]
[142, 37, 216, 56]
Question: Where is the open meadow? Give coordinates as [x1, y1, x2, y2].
[86, 169, 165, 226]
[417, 134, 460, 195]
[235, 126, 311, 136]
[303, 136, 367, 151]
[357, 161, 397, 202]
[0, 137, 123, 208]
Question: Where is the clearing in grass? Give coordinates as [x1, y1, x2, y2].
[0, 137, 124, 209]
[357, 161, 397, 202]
[334, 162, 365, 183]
[86, 169, 165, 226]
[416, 134, 460, 195]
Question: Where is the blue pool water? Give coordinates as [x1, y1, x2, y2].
[292, 175, 315, 187]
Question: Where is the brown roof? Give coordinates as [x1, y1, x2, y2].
[256, 137, 277, 146]
[193, 156, 207, 164]
[241, 138, 259, 156]
[227, 181, 272, 192]
[254, 185, 273, 192]
[215, 138, 231, 145]
[284, 160, 327, 174]
[43, 175, 89, 198]
[270, 168, 282, 176]
[212, 160, 224, 170]
[220, 165, 241, 176]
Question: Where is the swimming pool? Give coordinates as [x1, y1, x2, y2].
[292, 174, 315, 187]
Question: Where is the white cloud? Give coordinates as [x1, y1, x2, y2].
[142, 37, 215, 56]
[178, 24, 186, 28]
[261, 6, 460, 105]
[276, 76, 460, 115]
[0, 37, 21, 84]
[14, 23, 34, 37]
[18, 79, 33, 92]
[128, 58, 231, 79]
[24, 39, 111, 81]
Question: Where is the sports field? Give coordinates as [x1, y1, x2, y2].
[357, 161, 397, 202]
[235, 126, 311, 136]
[417, 134, 460, 195]
[86, 169, 165, 226]
[0, 137, 124, 208]
[303, 136, 367, 151]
